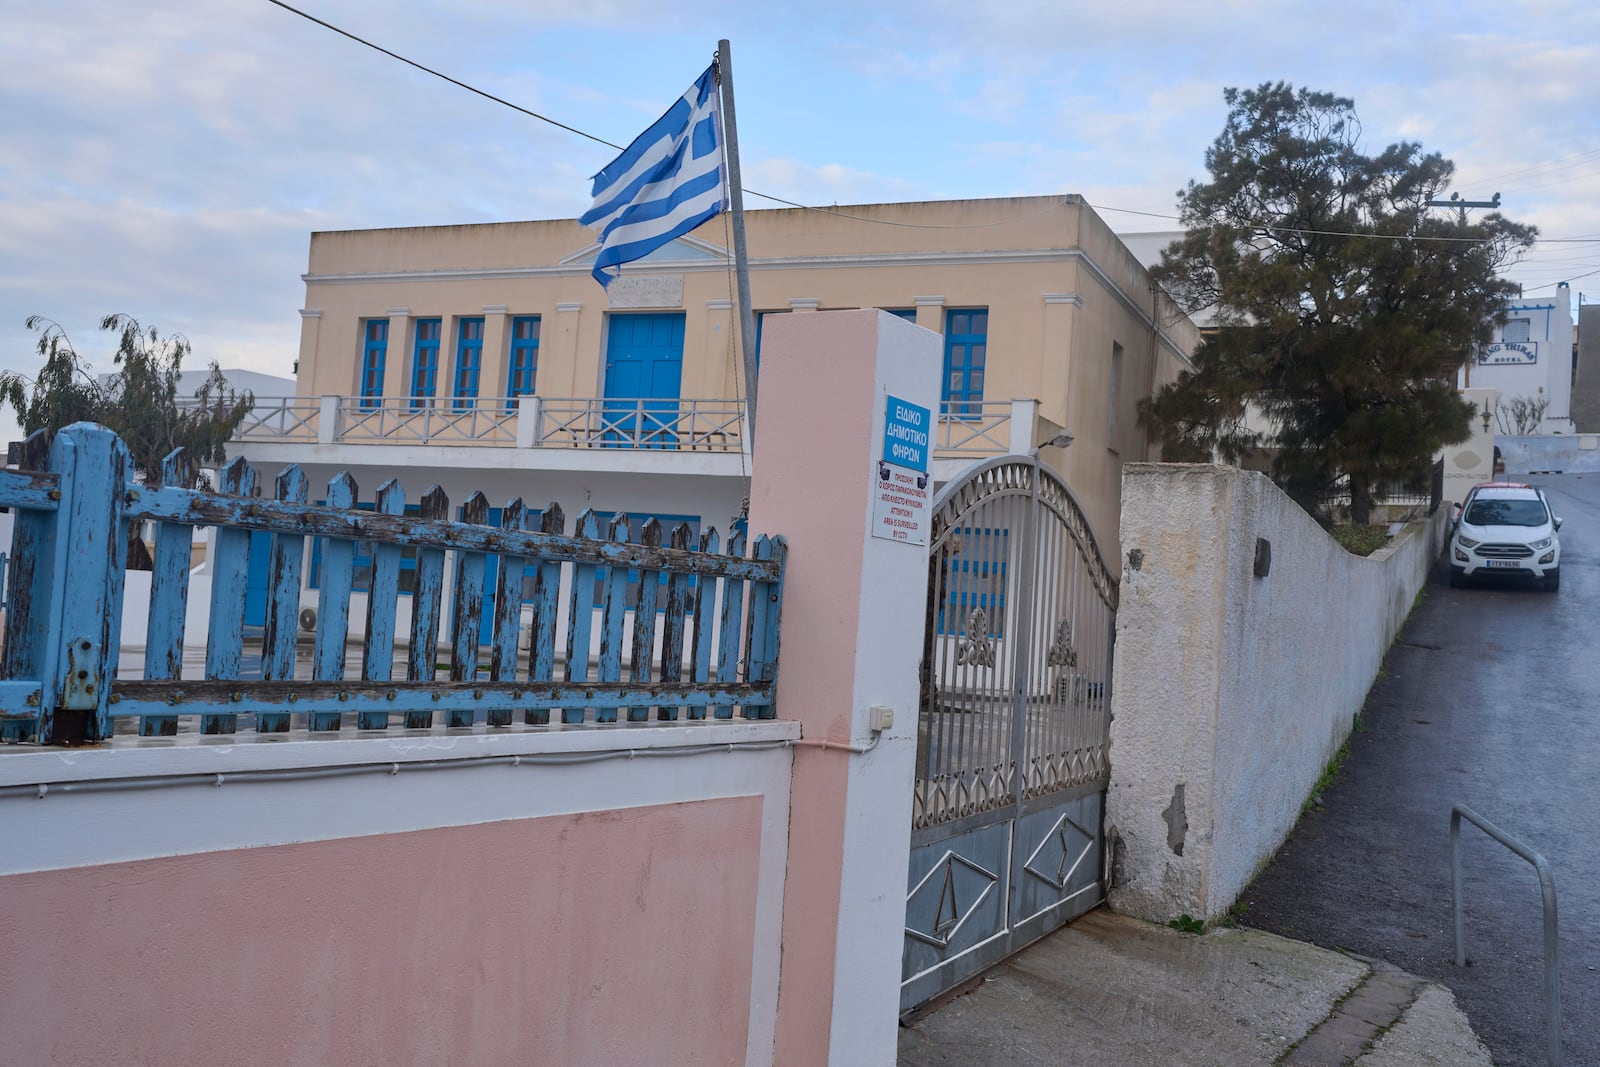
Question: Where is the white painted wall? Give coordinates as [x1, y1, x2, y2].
[1105, 464, 1451, 922]
[1498, 433, 1600, 475]
[1443, 387, 1498, 508]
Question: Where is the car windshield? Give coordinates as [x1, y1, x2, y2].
[1464, 498, 1548, 527]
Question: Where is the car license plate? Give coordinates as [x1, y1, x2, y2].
[1485, 559, 1521, 569]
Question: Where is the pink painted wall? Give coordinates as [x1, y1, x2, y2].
[0, 797, 761, 1066]
[751, 311, 875, 1064]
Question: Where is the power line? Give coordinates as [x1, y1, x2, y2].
[265, 1, 1600, 248]
[264, 0, 623, 152]
[1520, 266, 1600, 293]
[1470, 145, 1600, 188]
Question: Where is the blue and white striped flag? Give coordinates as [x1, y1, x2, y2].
[582, 64, 725, 288]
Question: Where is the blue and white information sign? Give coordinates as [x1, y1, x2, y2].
[881, 395, 931, 473]
[873, 395, 932, 546]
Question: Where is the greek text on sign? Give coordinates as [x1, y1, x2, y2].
[882, 395, 931, 473]
[871, 461, 930, 546]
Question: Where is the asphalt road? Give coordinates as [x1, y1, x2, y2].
[1241, 473, 1600, 1067]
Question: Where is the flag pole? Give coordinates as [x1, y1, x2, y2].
[716, 39, 761, 448]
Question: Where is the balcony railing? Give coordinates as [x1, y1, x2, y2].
[935, 401, 1013, 455]
[536, 398, 745, 451]
[338, 399, 520, 446]
[223, 396, 1029, 458]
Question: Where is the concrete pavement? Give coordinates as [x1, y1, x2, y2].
[897, 909, 1491, 1067]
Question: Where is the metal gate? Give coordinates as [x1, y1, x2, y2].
[901, 456, 1118, 1012]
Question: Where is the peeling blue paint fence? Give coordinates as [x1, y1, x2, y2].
[0, 424, 787, 745]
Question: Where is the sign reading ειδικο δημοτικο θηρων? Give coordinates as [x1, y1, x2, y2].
[872, 392, 932, 547]
[881, 395, 930, 473]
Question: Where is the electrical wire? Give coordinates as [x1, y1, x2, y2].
[264, 0, 1600, 248]
[1519, 266, 1600, 293]
[264, 0, 622, 152]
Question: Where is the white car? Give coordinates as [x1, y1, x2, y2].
[1449, 482, 1562, 591]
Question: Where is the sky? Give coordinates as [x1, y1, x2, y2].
[2, 0, 1598, 432]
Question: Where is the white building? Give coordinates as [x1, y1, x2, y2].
[1459, 282, 1574, 434]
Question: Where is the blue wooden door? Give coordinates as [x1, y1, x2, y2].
[603, 314, 684, 448]
[242, 531, 273, 627]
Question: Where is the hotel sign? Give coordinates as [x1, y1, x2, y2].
[1479, 341, 1538, 365]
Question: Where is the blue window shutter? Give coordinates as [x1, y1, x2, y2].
[507, 316, 541, 407]
[453, 317, 484, 410]
[359, 320, 388, 409]
[411, 318, 442, 408]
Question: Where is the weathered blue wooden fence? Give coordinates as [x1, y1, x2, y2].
[0, 424, 787, 745]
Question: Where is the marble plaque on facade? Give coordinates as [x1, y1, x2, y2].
[607, 275, 684, 309]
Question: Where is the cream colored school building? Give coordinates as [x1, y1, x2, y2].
[238, 195, 1197, 580]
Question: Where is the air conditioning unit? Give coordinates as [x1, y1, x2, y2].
[299, 607, 317, 633]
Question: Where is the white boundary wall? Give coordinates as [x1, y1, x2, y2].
[1105, 464, 1451, 921]
[1498, 433, 1600, 474]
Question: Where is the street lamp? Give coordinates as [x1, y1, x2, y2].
[1031, 432, 1075, 457]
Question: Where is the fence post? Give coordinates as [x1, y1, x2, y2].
[748, 310, 941, 1066]
[318, 395, 340, 444]
[44, 423, 131, 743]
[2, 430, 54, 743]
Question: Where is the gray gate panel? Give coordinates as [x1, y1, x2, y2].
[1011, 791, 1104, 936]
[903, 456, 1117, 1014]
[903, 821, 1011, 963]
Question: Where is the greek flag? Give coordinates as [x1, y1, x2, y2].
[582, 64, 725, 288]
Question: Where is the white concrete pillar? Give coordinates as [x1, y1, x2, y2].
[317, 395, 340, 445]
[515, 396, 542, 449]
[748, 309, 941, 1066]
[1008, 398, 1040, 454]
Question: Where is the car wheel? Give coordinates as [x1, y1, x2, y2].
[1449, 566, 1465, 588]
[1544, 569, 1560, 592]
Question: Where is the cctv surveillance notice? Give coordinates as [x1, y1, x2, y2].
[872, 395, 931, 546]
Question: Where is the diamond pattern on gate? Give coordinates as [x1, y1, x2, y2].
[914, 763, 1013, 829]
[1021, 811, 1096, 892]
[904, 849, 1000, 948]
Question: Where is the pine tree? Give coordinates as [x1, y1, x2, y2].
[1140, 84, 1535, 523]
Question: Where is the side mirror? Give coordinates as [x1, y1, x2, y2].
[1554, 517, 1563, 531]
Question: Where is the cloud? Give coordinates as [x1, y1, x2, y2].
[2, 0, 1595, 397]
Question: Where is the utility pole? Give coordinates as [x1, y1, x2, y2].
[1426, 191, 1502, 226]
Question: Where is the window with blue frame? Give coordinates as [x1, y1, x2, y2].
[308, 502, 424, 594]
[942, 308, 988, 418]
[507, 315, 540, 408]
[452, 317, 484, 409]
[359, 320, 387, 409]
[883, 308, 917, 323]
[410, 318, 442, 408]
[937, 527, 1007, 636]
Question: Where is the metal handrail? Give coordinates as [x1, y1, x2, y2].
[934, 401, 1012, 455]
[1451, 803, 1560, 1066]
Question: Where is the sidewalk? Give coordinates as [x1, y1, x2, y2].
[897, 910, 1491, 1067]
